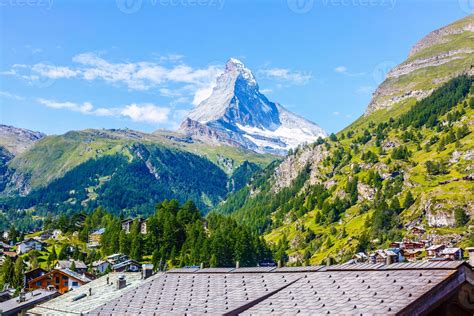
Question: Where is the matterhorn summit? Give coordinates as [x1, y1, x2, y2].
[180, 58, 327, 155]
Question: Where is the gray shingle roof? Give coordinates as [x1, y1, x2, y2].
[81, 262, 472, 315]
[29, 272, 161, 316]
[0, 289, 59, 315]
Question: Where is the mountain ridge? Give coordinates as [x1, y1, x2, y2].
[366, 14, 474, 115]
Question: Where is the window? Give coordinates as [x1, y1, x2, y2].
[55, 277, 60, 283]
[47, 282, 51, 286]
[64, 282, 68, 287]
[36, 281, 42, 286]
[72, 281, 79, 286]
[62, 275, 68, 280]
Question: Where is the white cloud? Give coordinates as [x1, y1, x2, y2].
[31, 63, 79, 79]
[120, 104, 170, 124]
[38, 98, 94, 114]
[332, 111, 341, 116]
[37, 98, 171, 125]
[334, 66, 347, 73]
[3, 53, 223, 105]
[258, 68, 312, 85]
[0, 91, 24, 101]
[334, 66, 366, 77]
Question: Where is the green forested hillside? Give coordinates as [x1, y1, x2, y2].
[0, 129, 276, 230]
[215, 75, 474, 264]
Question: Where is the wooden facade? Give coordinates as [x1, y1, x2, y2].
[28, 270, 88, 294]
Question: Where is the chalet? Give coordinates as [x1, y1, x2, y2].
[400, 240, 425, 250]
[28, 269, 92, 294]
[121, 218, 147, 234]
[369, 249, 399, 264]
[88, 228, 105, 247]
[427, 244, 446, 258]
[0, 251, 18, 264]
[351, 252, 368, 263]
[23, 267, 47, 288]
[112, 259, 141, 272]
[0, 241, 12, 251]
[440, 247, 463, 260]
[403, 249, 423, 261]
[92, 260, 111, 274]
[107, 253, 129, 265]
[29, 273, 152, 315]
[409, 226, 426, 235]
[54, 259, 88, 274]
[16, 238, 46, 254]
[36, 231, 53, 241]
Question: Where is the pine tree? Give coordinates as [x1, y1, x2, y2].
[1, 257, 14, 287]
[70, 260, 76, 272]
[30, 256, 39, 270]
[13, 257, 23, 288]
[454, 208, 469, 227]
[403, 191, 415, 209]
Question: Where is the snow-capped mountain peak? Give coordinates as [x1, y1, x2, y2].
[181, 58, 327, 155]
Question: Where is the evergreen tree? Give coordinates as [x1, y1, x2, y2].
[454, 208, 469, 227]
[1, 257, 14, 286]
[70, 260, 76, 272]
[13, 257, 23, 288]
[403, 191, 415, 209]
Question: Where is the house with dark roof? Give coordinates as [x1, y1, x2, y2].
[54, 259, 88, 274]
[83, 260, 474, 315]
[28, 269, 92, 294]
[23, 267, 47, 288]
[121, 218, 147, 234]
[16, 238, 46, 254]
[112, 259, 141, 272]
[427, 244, 446, 258]
[0, 289, 59, 316]
[29, 272, 158, 316]
[440, 247, 463, 260]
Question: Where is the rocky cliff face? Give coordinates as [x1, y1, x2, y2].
[181, 58, 327, 155]
[0, 124, 45, 156]
[365, 14, 474, 115]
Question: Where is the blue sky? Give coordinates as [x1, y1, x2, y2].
[0, 0, 471, 135]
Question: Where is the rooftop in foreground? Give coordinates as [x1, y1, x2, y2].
[49, 261, 473, 316]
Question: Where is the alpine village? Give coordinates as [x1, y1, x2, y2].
[0, 10, 474, 316]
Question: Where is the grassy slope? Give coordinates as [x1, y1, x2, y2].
[265, 89, 474, 264]
[349, 14, 473, 135]
[6, 129, 276, 191]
